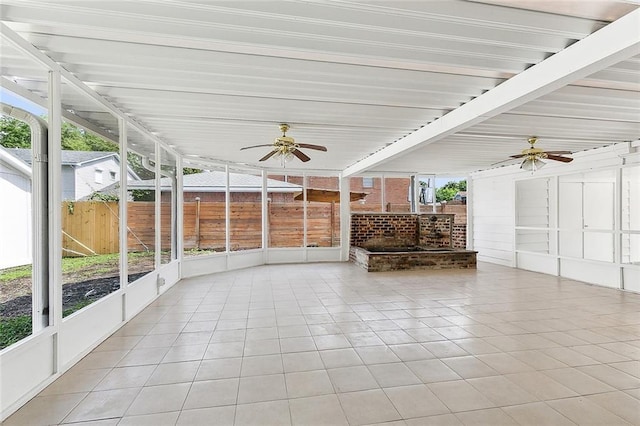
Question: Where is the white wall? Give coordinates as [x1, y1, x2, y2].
[471, 173, 515, 266]
[0, 161, 32, 269]
[73, 156, 121, 200]
[61, 166, 75, 200]
[470, 142, 640, 291]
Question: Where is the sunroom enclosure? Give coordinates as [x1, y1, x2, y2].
[1, 4, 639, 422]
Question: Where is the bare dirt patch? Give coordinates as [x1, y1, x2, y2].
[1, 255, 156, 318]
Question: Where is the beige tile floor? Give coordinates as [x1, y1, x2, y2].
[5, 262, 640, 425]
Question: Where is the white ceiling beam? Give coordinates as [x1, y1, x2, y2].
[0, 22, 178, 156]
[342, 9, 640, 177]
[1, 77, 119, 144]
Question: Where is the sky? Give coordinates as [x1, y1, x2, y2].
[0, 87, 47, 116]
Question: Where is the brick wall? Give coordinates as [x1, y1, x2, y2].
[350, 213, 417, 248]
[349, 177, 411, 209]
[350, 213, 467, 249]
[350, 246, 477, 272]
[418, 214, 454, 248]
[452, 224, 467, 248]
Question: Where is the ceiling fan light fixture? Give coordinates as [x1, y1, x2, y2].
[520, 157, 546, 172]
[282, 151, 295, 163]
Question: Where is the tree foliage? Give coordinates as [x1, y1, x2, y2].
[0, 116, 31, 148]
[60, 123, 118, 152]
[436, 180, 467, 202]
[0, 115, 119, 152]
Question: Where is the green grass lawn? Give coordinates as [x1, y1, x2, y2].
[0, 316, 32, 350]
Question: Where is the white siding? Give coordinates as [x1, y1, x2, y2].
[471, 143, 640, 291]
[0, 161, 32, 269]
[471, 174, 515, 266]
[73, 157, 121, 200]
[61, 166, 75, 200]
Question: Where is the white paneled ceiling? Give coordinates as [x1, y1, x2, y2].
[0, 0, 638, 174]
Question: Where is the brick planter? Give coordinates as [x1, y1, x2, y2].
[350, 246, 477, 272]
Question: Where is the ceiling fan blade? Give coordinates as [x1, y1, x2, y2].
[542, 150, 572, 155]
[241, 144, 275, 151]
[297, 143, 327, 152]
[292, 149, 311, 162]
[509, 154, 526, 158]
[546, 154, 573, 163]
[259, 150, 278, 162]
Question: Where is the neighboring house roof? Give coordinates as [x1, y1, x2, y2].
[89, 171, 302, 199]
[455, 191, 467, 197]
[0, 146, 31, 177]
[7, 148, 118, 166]
[128, 171, 302, 193]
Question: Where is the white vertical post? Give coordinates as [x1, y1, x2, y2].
[176, 155, 184, 267]
[615, 167, 623, 289]
[225, 165, 230, 255]
[262, 170, 268, 262]
[170, 157, 177, 262]
[48, 70, 63, 373]
[466, 176, 473, 250]
[303, 174, 308, 257]
[340, 176, 351, 261]
[549, 176, 560, 275]
[411, 175, 420, 213]
[155, 143, 161, 272]
[118, 118, 128, 319]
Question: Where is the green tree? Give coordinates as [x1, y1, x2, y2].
[183, 167, 202, 175]
[436, 180, 467, 202]
[61, 122, 118, 152]
[0, 116, 31, 148]
[0, 116, 119, 152]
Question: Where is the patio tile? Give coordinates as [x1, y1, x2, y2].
[126, 383, 190, 416]
[338, 389, 401, 426]
[384, 384, 449, 419]
[428, 380, 496, 413]
[289, 394, 348, 426]
[65, 388, 141, 422]
[237, 374, 287, 404]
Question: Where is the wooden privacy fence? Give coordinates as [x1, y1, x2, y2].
[61, 200, 341, 256]
[62, 201, 120, 256]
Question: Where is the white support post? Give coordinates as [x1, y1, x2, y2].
[176, 156, 184, 267]
[411, 175, 420, 214]
[615, 167, 623, 289]
[339, 176, 351, 261]
[262, 170, 268, 262]
[303, 174, 308, 256]
[225, 165, 231, 256]
[549, 176, 559, 275]
[118, 119, 128, 319]
[171, 159, 178, 262]
[48, 70, 63, 373]
[466, 176, 473, 251]
[154, 143, 161, 273]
